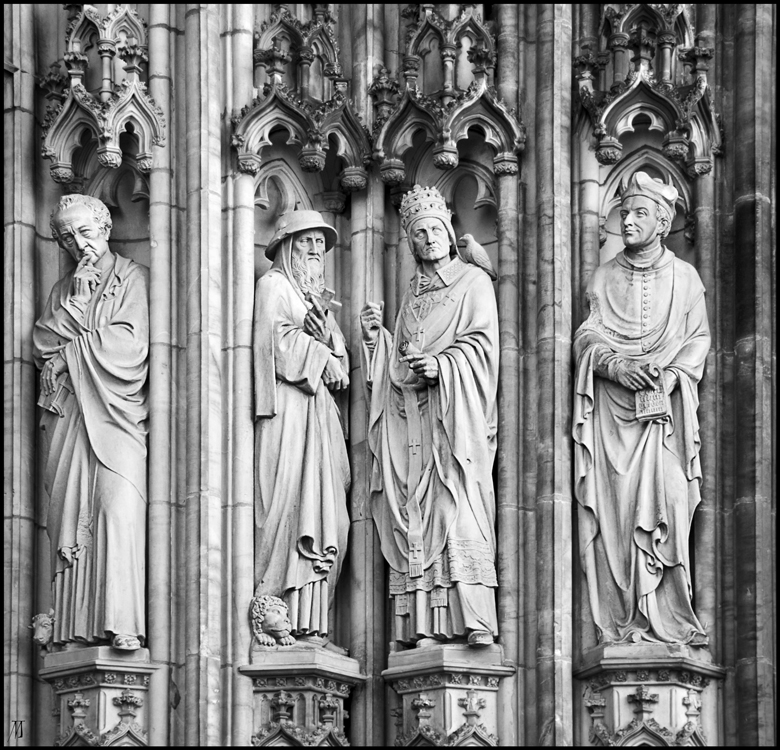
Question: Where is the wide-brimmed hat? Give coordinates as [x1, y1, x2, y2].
[265, 210, 338, 260]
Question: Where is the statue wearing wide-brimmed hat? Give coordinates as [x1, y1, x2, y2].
[573, 171, 711, 647]
[251, 208, 350, 650]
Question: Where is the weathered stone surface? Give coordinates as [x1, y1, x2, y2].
[383, 643, 515, 746]
[3, 4, 775, 748]
[575, 643, 725, 747]
[239, 646, 364, 746]
[40, 647, 159, 746]
[361, 185, 501, 650]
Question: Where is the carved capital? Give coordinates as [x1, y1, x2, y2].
[595, 136, 623, 165]
[237, 152, 262, 176]
[297, 46, 314, 64]
[662, 132, 690, 162]
[97, 38, 117, 57]
[298, 147, 326, 172]
[136, 155, 153, 174]
[63, 50, 89, 80]
[340, 166, 368, 193]
[97, 148, 123, 169]
[321, 191, 347, 214]
[608, 32, 630, 50]
[493, 153, 519, 175]
[50, 165, 75, 184]
[432, 144, 459, 170]
[380, 158, 406, 186]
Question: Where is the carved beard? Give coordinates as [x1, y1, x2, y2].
[291, 250, 325, 296]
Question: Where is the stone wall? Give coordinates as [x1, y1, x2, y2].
[3, 3, 775, 746]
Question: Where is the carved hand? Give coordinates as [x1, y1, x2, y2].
[322, 353, 349, 391]
[400, 353, 440, 385]
[40, 352, 67, 396]
[304, 295, 330, 345]
[72, 256, 101, 303]
[360, 301, 384, 344]
[614, 359, 660, 391]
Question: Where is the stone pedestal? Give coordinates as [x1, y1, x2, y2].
[382, 643, 515, 746]
[40, 647, 159, 746]
[573, 644, 726, 746]
[239, 645, 366, 746]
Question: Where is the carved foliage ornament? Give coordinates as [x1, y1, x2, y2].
[234, 4, 370, 189]
[372, 5, 523, 185]
[40, 5, 165, 190]
[576, 4, 721, 178]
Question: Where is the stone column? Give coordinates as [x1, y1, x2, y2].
[146, 5, 175, 746]
[692, 171, 718, 662]
[534, 5, 574, 745]
[183, 5, 226, 744]
[731, 4, 775, 745]
[228, 4, 256, 746]
[609, 32, 630, 88]
[348, 4, 388, 746]
[519, 5, 540, 745]
[495, 3, 522, 744]
[4, 4, 36, 745]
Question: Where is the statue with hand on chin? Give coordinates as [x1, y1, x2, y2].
[33, 194, 149, 652]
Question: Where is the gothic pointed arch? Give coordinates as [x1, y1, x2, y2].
[40, 5, 165, 190]
[233, 5, 370, 194]
[373, 78, 524, 185]
[575, 3, 722, 178]
[371, 4, 523, 186]
[254, 159, 314, 214]
[600, 148, 692, 221]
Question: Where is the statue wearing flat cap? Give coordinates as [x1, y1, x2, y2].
[251, 209, 350, 648]
[360, 185, 500, 648]
[573, 172, 710, 646]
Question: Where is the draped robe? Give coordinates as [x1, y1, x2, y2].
[252, 262, 350, 638]
[364, 257, 499, 644]
[32, 253, 149, 645]
[573, 247, 710, 645]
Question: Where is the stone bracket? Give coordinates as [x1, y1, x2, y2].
[40, 647, 160, 747]
[382, 643, 515, 746]
[239, 646, 366, 746]
[574, 643, 726, 747]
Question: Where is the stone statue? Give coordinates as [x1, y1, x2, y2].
[250, 595, 297, 647]
[252, 209, 351, 645]
[573, 172, 710, 647]
[33, 194, 149, 651]
[360, 185, 500, 648]
[29, 610, 56, 655]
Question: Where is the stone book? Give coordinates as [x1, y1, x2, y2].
[635, 377, 670, 421]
